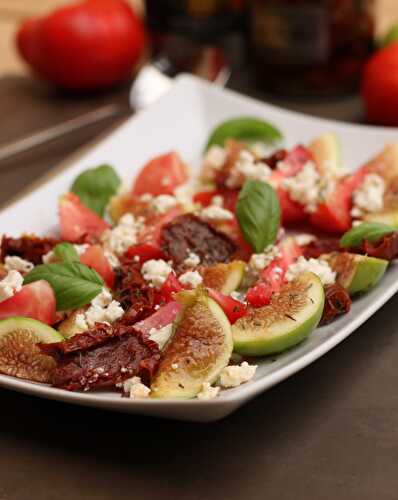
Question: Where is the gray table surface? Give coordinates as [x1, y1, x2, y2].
[0, 75, 397, 500]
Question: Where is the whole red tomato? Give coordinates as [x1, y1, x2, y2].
[362, 42, 398, 126]
[16, 0, 147, 91]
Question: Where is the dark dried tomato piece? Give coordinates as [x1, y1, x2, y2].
[262, 149, 288, 169]
[39, 323, 160, 391]
[161, 214, 237, 273]
[302, 238, 341, 259]
[1, 235, 59, 265]
[362, 233, 398, 261]
[320, 283, 352, 325]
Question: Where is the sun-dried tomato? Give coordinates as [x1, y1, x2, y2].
[362, 233, 398, 261]
[321, 283, 352, 325]
[262, 149, 288, 169]
[39, 323, 160, 391]
[1, 235, 59, 264]
[302, 238, 341, 259]
[161, 214, 237, 273]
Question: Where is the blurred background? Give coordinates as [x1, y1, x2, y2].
[0, 0, 398, 204]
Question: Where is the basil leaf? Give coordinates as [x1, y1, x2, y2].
[381, 24, 398, 47]
[236, 180, 281, 253]
[340, 222, 395, 248]
[53, 242, 79, 262]
[205, 117, 283, 151]
[24, 262, 104, 311]
[71, 164, 120, 216]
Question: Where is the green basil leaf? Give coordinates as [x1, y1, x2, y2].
[340, 222, 395, 248]
[205, 117, 283, 151]
[71, 164, 120, 216]
[53, 242, 80, 262]
[24, 261, 104, 311]
[236, 180, 281, 253]
[381, 24, 398, 47]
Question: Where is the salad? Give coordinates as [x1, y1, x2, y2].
[0, 116, 397, 400]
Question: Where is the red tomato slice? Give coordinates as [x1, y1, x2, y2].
[134, 301, 182, 335]
[160, 272, 184, 302]
[193, 189, 239, 212]
[139, 206, 183, 245]
[310, 169, 366, 234]
[281, 145, 314, 176]
[0, 280, 56, 325]
[207, 288, 247, 324]
[59, 193, 110, 242]
[276, 186, 307, 225]
[80, 244, 114, 288]
[132, 152, 188, 196]
[124, 242, 165, 263]
[246, 239, 302, 308]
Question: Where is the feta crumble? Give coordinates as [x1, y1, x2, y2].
[285, 256, 336, 286]
[101, 213, 143, 257]
[0, 270, 23, 303]
[200, 205, 234, 221]
[211, 195, 224, 207]
[293, 234, 316, 246]
[248, 245, 281, 272]
[282, 162, 320, 213]
[75, 288, 124, 330]
[174, 182, 195, 207]
[203, 145, 227, 170]
[351, 173, 385, 217]
[151, 194, 178, 214]
[149, 323, 173, 349]
[118, 376, 150, 399]
[141, 259, 172, 287]
[183, 251, 201, 268]
[197, 382, 220, 400]
[226, 149, 271, 187]
[219, 362, 257, 388]
[179, 270, 203, 288]
[4, 256, 34, 273]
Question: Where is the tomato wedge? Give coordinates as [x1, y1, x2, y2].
[132, 151, 188, 196]
[59, 193, 109, 242]
[0, 280, 56, 325]
[207, 288, 247, 324]
[160, 272, 184, 302]
[125, 242, 165, 263]
[80, 245, 114, 288]
[134, 301, 182, 335]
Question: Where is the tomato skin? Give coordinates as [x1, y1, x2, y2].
[134, 301, 182, 335]
[16, 0, 147, 91]
[59, 193, 109, 243]
[132, 152, 188, 196]
[80, 244, 114, 288]
[125, 242, 165, 264]
[160, 273, 184, 302]
[0, 281, 56, 325]
[362, 43, 398, 126]
[193, 189, 239, 212]
[207, 288, 247, 324]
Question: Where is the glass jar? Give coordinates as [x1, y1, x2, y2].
[250, 0, 375, 96]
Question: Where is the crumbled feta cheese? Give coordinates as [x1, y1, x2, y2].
[211, 195, 224, 207]
[285, 256, 336, 285]
[250, 142, 273, 158]
[141, 259, 172, 287]
[0, 270, 23, 302]
[104, 249, 120, 269]
[282, 161, 320, 213]
[179, 270, 203, 288]
[151, 194, 178, 214]
[351, 173, 385, 217]
[219, 362, 257, 388]
[183, 251, 201, 268]
[139, 193, 154, 202]
[75, 288, 124, 330]
[119, 376, 150, 399]
[101, 213, 143, 257]
[149, 323, 173, 349]
[197, 382, 220, 400]
[203, 145, 227, 170]
[4, 256, 34, 273]
[248, 245, 281, 272]
[200, 205, 234, 221]
[174, 183, 194, 207]
[293, 234, 316, 246]
[227, 149, 271, 187]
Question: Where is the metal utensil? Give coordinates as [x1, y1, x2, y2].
[0, 44, 230, 163]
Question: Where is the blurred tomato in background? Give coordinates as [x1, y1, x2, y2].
[16, 0, 147, 91]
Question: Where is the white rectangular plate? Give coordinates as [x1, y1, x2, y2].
[1, 75, 398, 422]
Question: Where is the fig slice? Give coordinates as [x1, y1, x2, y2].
[150, 288, 233, 399]
[0, 317, 63, 383]
[232, 272, 324, 356]
[200, 261, 246, 294]
[321, 252, 388, 295]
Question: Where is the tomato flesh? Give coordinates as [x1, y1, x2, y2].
[160, 272, 184, 302]
[80, 244, 115, 288]
[59, 192, 109, 242]
[0, 280, 56, 325]
[134, 301, 182, 335]
[125, 242, 165, 263]
[207, 288, 247, 324]
[132, 151, 188, 196]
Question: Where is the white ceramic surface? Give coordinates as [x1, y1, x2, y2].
[1, 75, 398, 422]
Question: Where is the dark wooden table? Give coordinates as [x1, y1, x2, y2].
[1, 75, 397, 500]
